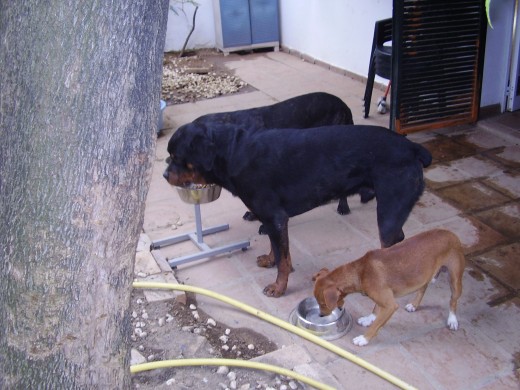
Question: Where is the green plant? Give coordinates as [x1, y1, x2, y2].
[486, 0, 493, 28]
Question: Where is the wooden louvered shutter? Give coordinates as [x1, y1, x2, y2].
[391, 0, 487, 134]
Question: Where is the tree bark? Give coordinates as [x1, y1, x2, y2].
[0, 1, 168, 388]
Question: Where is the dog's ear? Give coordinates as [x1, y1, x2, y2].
[312, 268, 330, 281]
[323, 286, 341, 312]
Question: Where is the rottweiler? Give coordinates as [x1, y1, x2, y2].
[164, 123, 432, 297]
[185, 92, 373, 221]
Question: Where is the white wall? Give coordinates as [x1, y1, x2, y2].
[164, 0, 392, 80]
[279, 0, 392, 79]
[164, 0, 216, 52]
[480, 0, 516, 110]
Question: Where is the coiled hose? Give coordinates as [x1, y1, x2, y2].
[132, 282, 417, 390]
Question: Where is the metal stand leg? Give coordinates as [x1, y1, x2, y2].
[150, 204, 250, 268]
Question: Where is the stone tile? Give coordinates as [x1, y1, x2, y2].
[436, 181, 511, 212]
[458, 264, 512, 314]
[478, 113, 520, 144]
[290, 215, 370, 258]
[401, 326, 513, 389]
[159, 238, 204, 262]
[445, 215, 507, 255]
[485, 171, 520, 199]
[462, 278, 520, 356]
[136, 233, 152, 252]
[173, 252, 246, 291]
[150, 249, 176, 273]
[422, 135, 481, 163]
[313, 241, 378, 271]
[252, 344, 312, 368]
[474, 202, 520, 238]
[485, 145, 520, 168]
[136, 272, 183, 303]
[327, 344, 437, 390]
[134, 250, 162, 276]
[473, 243, 520, 290]
[450, 156, 505, 178]
[432, 123, 477, 136]
[424, 163, 472, 189]
[407, 129, 439, 143]
[410, 191, 461, 224]
[477, 372, 520, 390]
[497, 145, 520, 165]
[293, 362, 343, 390]
[493, 111, 520, 129]
[467, 126, 517, 148]
[409, 215, 505, 255]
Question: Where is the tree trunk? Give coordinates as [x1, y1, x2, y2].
[0, 1, 168, 388]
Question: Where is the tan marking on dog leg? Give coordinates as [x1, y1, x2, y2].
[263, 253, 292, 298]
[257, 249, 275, 268]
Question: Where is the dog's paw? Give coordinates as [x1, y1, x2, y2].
[263, 283, 285, 298]
[447, 311, 458, 330]
[359, 188, 375, 204]
[357, 313, 376, 327]
[405, 303, 416, 312]
[242, 211, 258, 221]
[336, 207, 351, 216]
[353, 335, 369, 346]
[336, 199, 351, 215]
[257, 255, 275, 268]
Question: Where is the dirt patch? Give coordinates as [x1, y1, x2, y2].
[161, 50, 255, 105]
[130, 288, 302, 389]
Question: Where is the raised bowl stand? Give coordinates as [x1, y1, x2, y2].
[150, 190, 250, 268]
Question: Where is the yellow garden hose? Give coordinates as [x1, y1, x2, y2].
[132, 281, 417, 390]
[131, 358, 334, 390]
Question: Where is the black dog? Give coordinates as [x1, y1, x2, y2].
[184, 92, 373, 221]
[192, 92, 353, 130]
[164, 123, 432, 297]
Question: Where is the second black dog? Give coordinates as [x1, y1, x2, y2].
[185, 92, 372, 221]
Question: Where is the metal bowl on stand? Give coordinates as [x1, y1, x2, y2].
[176, 184, 222, 204]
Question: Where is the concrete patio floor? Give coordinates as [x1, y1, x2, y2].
[139, 50, 520, 389]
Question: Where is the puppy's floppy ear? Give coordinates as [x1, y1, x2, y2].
[323, 286, 341, 312]
[312, 268, 330, 281]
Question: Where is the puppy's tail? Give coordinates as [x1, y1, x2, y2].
[413, 144, 433, 168]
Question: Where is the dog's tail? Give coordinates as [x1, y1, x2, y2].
[413, 144, 433, 168]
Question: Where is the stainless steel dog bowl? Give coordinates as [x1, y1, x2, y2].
[176, 184, 222, 204]
[289, 297, 352, 340]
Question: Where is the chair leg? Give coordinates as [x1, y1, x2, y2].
[364, 54, 376, 118]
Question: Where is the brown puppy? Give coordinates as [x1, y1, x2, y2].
[313, 229, 465, 346]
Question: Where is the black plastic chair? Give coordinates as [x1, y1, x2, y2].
[363, 18, 392, 118]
